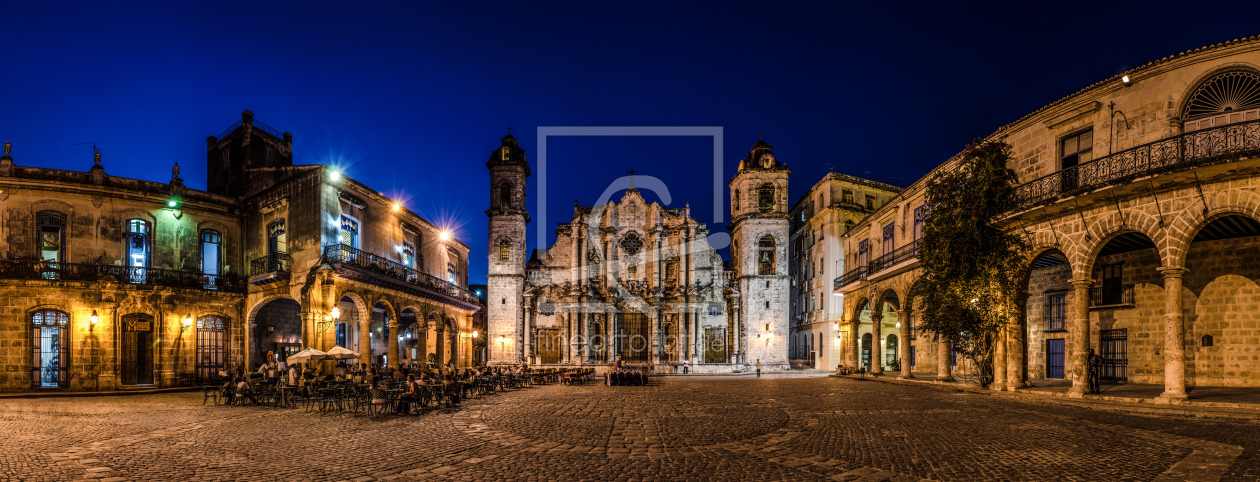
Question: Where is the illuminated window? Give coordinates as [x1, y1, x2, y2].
[402, 241, 416, 268]
[340, 215, 359, 248]
[499, 239, 510, 261]
[37, 211, 65, 264]
[31, 309, 70, 388]
[267, 220, 287, 254]
[125, 219, 150, 269]
[200, 230, 221, 275]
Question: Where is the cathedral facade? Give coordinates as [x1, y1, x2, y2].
[486, 136, 790, 372]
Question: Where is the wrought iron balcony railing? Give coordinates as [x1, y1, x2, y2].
[0, 260, 245, 293]
[1090, 284, 1135, 307]
[834, 265, 867, 290]
[1012, 119, 1260, 212]
[250, 252, 292, 276]
[868, 240, 920, 274]
[323, 244, 480, 306]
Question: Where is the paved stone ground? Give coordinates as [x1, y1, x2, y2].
[4, 377, 1259, 481]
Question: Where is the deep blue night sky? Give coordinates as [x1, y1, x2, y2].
[1, 1, 1257, 283]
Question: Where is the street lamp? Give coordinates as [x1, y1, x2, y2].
[317, 306, 342, 335]
[439, 230, 452, 242]
[89, 310, 99, 330]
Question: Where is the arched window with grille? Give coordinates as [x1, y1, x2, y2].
[499, 239, 510, 260]
[32, 309, 70, 388]
[758, 183, 775, 212]
[758, 235, 776, 275]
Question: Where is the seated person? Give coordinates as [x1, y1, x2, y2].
[235, 377, 260, 405]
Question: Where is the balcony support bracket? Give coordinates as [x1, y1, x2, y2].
[1148, 181, 1165, 228]
[1192, 172, 1211, 216]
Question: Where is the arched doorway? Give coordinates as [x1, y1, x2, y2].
[1183, 214, 1260, 387]
[1088, 231, 1158, 386]
[861, 332, 872, 369]
[1024, 249, 1071, 381]
[616, 311, 649, 363]
[121, 313, 155, 386]
[250, 298, 302, 369]
[886, 334, 898, 369]
[397, 308, 419, 365]
[369, 302, 391, 366]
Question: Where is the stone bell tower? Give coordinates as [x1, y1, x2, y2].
[728, 139, 791, 370]
[486, 131, 530, 365]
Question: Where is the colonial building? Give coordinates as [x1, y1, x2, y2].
[487, 137, 791, 372]
[788, 173, 900, 370]
[835, 37, 1260, 397]
[5, 110, 481, 392]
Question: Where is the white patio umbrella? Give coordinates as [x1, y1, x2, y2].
[286, 348, 332, 365]
[325, 346, 361, 360]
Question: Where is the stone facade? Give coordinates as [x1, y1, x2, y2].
[488, 139, 791, 372]
[788, 173, 900, 371]
[835, 37, 1260, 396]
[2, 111, 481, 392]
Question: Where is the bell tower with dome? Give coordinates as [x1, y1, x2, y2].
[728, 139, 791, 370]
[485, 131, 530, 365]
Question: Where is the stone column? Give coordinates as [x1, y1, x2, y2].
[993, 323, 1007, 390]
[386, 319, 399, 370]
[1159, 267, 1189, 400]
[358, 313, 370, 368]
[523, 298, 533, 364]
[848, 316, 860, 371]
[870, 310, 883, 375]
[937, 339, 953, 381]
[1067, 278, 1093, 398]
[1006, 306, 1026, 391]
[897, 309, 912, 379]
[607, 309, 616, 363]
[435, 327, 446, 373]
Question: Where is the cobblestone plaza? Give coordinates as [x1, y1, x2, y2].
[9, 377, 1258, 481]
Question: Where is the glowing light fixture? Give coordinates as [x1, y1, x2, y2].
[167, 200, 178, 208]
[833, 322, 840, 330]
[1121, 75, 1131, 85]
[473, 330, 478, 338]
[439, 231, 452, 242]
[329, 170, 341, 182]
[90, 310, 99, 327]
[330, 306, 341, 320]
[182, 314, 193, 328]
[392, 203, 401, 212]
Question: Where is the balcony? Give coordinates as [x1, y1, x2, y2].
[1011, 119, 1260, 212]
[834, 266, 867, 290]
[1090, 284, 1135, 309]
[249, 252, 292, 284]
[323, 244, 481, 311]
[0, 260, 245, 293]
[868, 240, 920, 275]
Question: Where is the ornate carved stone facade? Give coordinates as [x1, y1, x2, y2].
[488, 138, 791, 372]
[836, 37, 1260, 396]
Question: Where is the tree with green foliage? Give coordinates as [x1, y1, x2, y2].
[916, 140, 1027, 388]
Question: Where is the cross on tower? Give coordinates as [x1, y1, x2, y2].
[627, 167, 639, 188]
[758, 131, 764, 140]
[506, 124, 514, 136]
